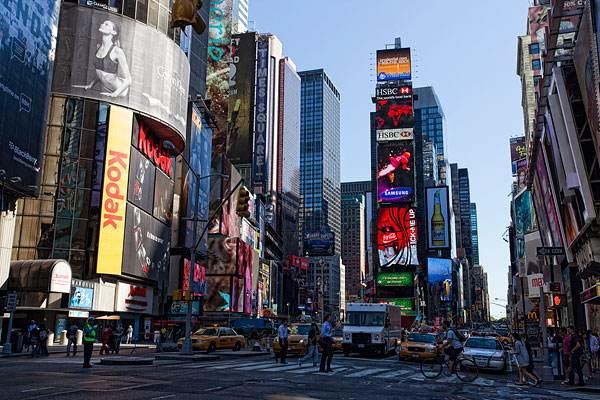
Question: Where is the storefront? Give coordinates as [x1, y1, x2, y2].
[581, 281, 600, 333]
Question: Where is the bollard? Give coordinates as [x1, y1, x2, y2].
[47, 332, 55, 346]
[76, 329, 83, 346]
[60, 330, 68, 345]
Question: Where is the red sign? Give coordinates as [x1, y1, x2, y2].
[299, 257, 309, 271]
[183, 259, 207, 296]
[138, 122, 173, 178]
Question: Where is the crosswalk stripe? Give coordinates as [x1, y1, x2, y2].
[210, 360, 275, 370]
[258, 364, 313, 372]
[345, 368, 389, 378]
[235, 362, 288, 371]
[371, 370, 413, 379]
[287, 366, 322, 374]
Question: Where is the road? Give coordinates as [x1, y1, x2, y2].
[0, 351, 596, 399]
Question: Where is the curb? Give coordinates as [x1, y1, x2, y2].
[155, 354, 220, 362]
[99, 356, 154, 366]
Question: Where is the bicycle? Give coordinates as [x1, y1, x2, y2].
[420, 351, 479, 383]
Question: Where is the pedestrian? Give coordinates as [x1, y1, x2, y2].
[524, 335, 542, 384]
[126, 325, 133, 344]
[561, 327, 573, 384]
[38, 324, 49, 357]
[154, 329, 161, 352]
[277, 320, 289, 364]
[29, 325, 40, 358]
[582, 330, 594, 381]
[547, 328, 563, 379]
[512, 332, 540, 386]
[24, 320, 37, 352]
[66, 322, 79, 357]
[113, 323, 124, 355]
[99, 324, 113, 355]
[82, 317, 96, 368]
[590, 331, 599, 373]
[565, 327, 585, 386]
[319, 314, 334, 373]
[299, 323, 320, 368]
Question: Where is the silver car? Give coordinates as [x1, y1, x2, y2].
[462, 337, 508, 372]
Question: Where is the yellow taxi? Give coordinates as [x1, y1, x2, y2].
[273, 323, 315, 357]
[332, 327, 344, 352]
[177, 326, 245, 353]
[398, 332, 441, 361]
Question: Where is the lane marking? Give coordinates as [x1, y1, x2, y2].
[345, 368, 390, 378]
[372, 370, 413, 379]
[151, 395, 176, 400]
[21, 387, 55, 393]
[210, 360, 275, 370]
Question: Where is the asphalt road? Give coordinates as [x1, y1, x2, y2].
[0, 351, 596, 400]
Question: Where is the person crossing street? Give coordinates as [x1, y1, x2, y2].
[319, 315, 334, 373]
[66, 323, 79, 357]
[277, 320, 289, 364]
[82, 318, 97, 368]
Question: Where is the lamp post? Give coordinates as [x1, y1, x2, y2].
[162, 139, 235, 355]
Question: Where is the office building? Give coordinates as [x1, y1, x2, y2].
[299, 69, 342, 256]
[232, 0, 250, 34]
[470, 203, 480, 266]
[341, 193, 366, 303]
[414, 87, 447, 184]
[458, 168, 473, 266]
[422, 140, 439, 187]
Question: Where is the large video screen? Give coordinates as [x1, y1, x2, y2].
[377, 142, 415, 203]
[428, 258, 453, 302]
[377, 207, 419, 268]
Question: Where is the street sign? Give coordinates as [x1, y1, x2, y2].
[6, 293, 17, 312]
[536, 247, 565, 256]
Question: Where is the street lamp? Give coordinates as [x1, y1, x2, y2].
[162, 139, 238, 355]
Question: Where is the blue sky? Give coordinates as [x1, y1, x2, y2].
[250, 0, 528, 318]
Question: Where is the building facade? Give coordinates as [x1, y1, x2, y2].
[341, 193, 366, 303]
[470, 203, 480, 266]
[414, 87, 447, 184]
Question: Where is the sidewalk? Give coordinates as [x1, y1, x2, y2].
[532, 356, 600, 393]
[0, 343, 155, 358]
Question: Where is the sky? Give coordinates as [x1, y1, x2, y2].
[250, 0, 529, 318]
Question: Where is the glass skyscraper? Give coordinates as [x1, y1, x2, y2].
[470, 203, 480, 266]
[414, 87, 446, 184]
[299, 69, 341, 255]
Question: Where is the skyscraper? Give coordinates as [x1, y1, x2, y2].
[458, 168, 473, 266]
[299, 69, 341, 256]
[341, 193, 366, 303]
[470, 203, 480, 266]
[414, 87, 447, 184]
[232, 0, 250, 34]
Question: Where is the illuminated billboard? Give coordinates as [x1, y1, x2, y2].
[377, 48, 411, 81]
[377, 207, 419, 268]
[510, 136, 527, 177]
[426, 187, 451, 249]
[427, 258, 453, 302]
[377, 142, 414, 203]
[376, 272, 413, 287]
[375, 84, 414, 137]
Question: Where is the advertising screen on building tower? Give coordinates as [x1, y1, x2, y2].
[375, 84, 414, 140]
[377, 207, 419, 268]
[377, 142, 415, 203]
[426, 187, 450, 249]
[376, 48, 412, 81]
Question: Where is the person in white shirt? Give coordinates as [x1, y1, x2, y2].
[319, 315, 334, 373]
[277, 320, 289, 364]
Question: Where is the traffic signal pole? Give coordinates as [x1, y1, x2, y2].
[537, 254, 549, 363]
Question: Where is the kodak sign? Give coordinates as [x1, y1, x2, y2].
[97, 106, 133, 275]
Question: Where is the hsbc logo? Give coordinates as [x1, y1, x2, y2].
[377, 128, 414, 141]
[376, 86, 412, 98]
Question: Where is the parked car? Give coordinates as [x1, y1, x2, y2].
[398, 332, 441, 361]
[176, 327, 244, 353]
[332, 328, 344, 352]
[462, 337, 508, 372]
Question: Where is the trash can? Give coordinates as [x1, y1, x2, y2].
[10, 331, 24, 353]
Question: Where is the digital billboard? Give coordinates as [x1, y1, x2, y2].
[510, 136, 527, 177]
[303, 231, 335, 256]
[375, 84, 414, 138]
[376, 48, 411, 81]
[227, 32, 257, 164]
[127, 147, 155, 213]
[376, 272, 413, 287]
[0, 0, 60, 196]
[514, 191, 533, 259]
[53, 5, 190, 143]
[428, 258, 453, 302]
[153, 169, 174, 225]
[253, 37, 269, 187]
[70, 286, 94, 310]
[426, 187, 451, 249]
[377, 207, 419, 268]
[183, 259, 207, 297]
[377, 142, 414, 203]
[122, 204, 171, 281]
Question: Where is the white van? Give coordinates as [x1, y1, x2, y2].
[342, 303, 403, 356]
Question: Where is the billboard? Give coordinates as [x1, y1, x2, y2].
[127, 147, 155, 213]
[376, 48, 411, 81]
[115, 282, 153, 314]
[303, 231, 335, 257]
[0, 0, 60, 196]
[535, 150, 563, 247]
[510, 136, 527, 177]
[426, 187, 451, 249]
[122, 204, 171, 281]
[377, 272, 413, 287]
[377, 142, 414, 203]
[428, 258, 453, 302]
[153, 169, 174, 225]
[207, 236, 238, 275]
[377, 207, 419, 268]
[514, 190, 533, 259]
[227, 33, 256, 164]
[253, 37, 269, 187]
[206, 0, 233, 155]
[96, 106, 133, 275]
[53, 5, 190, 142]
[183, 259, 207, 297]
[70, 286, 94, 310]
[375, 85, 414, 138]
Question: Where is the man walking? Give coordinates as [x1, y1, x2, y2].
[320, 314, 334, 373]
[82, 317, 96, 368]
[277, 320, 289, 364]
[66, 322, 79, 357]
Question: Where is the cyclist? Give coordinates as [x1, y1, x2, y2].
[439, 320, 465, 373]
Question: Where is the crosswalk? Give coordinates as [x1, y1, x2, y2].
[176, 358, 497, 386]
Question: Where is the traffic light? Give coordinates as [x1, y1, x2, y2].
[552, 294, 564, 307]
[172, 0, 206, 34]
[236, 187, 251, 218]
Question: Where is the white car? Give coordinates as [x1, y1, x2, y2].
[462, 337, 508, 372]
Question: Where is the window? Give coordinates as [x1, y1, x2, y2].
[529, 43, 540, 55]
[531, 59, 542, 71]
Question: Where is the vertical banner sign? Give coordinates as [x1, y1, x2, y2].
[253, 38, 269, 187]
[97, 106, 133, 275]
[426, 187, 450, 249]
[377, 207, 419, 268]
[206, 0, 233, 156]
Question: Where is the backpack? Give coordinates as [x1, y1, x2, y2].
[39, 330, 48, 341]
[449, 328, 466, 343]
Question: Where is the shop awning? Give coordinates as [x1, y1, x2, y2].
[581, 282, 600, 305]
[8, 259, 72, 294]
[95, 315, 121, 320]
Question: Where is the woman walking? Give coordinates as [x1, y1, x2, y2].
[299, 323, 320, 367]
[512, 332, 541, 386]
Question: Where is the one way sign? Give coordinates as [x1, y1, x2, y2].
[537, 247, 565, 256]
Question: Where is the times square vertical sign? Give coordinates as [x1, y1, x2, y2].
[252, 38, 269, 190]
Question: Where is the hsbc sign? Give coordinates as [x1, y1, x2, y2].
[376, 85, 412, 98]
[377, 128, 414, 141]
